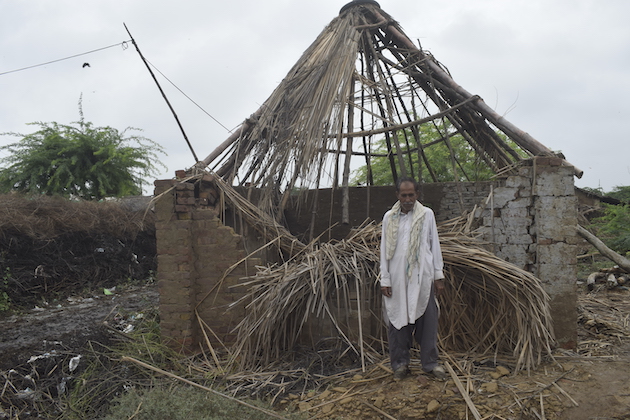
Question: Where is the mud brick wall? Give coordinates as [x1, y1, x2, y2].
[474, 157, 578, 348]
[155, 162, 578, 352]
[154, 175, 254, 351]
[284, 182, 495, 240]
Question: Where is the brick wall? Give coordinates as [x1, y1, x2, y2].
[154, 174, 254, 350]
[155, 161, 577, 352]
[474, 157, 578, 347]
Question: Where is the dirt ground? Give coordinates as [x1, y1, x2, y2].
[1, 285, 630, 420]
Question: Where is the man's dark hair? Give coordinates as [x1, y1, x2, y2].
[395, 176, 419, 192]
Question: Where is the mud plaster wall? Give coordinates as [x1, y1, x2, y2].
[155, 157, 577, 350]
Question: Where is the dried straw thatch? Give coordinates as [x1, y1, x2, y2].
[196, 1, 580, 232]
[225, 215, 554, 374]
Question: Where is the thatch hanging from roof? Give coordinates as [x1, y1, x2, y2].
[195, 0, 580, 219]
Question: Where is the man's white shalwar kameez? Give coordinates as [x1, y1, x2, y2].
[380, 204, 444, 330]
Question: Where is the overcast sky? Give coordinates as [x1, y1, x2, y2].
[1, 0, 629, 194]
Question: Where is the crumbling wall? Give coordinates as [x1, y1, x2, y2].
[155, 160, 577, 352]
[154, 175, 255, 350]
[475, 157, 578, 347]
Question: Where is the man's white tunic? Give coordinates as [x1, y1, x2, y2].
[380, 205, 444, 330]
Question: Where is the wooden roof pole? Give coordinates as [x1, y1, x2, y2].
[368, 9, 584, 178]
[194, 108, 263, 170]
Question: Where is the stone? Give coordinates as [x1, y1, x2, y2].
[427, 400, 440, 413]
[482, 381, 499, 393]
[298, 402, 311, 411]
[496, 366, 510, 377]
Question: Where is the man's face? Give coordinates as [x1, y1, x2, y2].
[396, 181, 418, 213]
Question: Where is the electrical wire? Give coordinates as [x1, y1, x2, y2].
[0, 41, 130, 76]
[145, 58, 232, 133]
[0, 39, 232, 134]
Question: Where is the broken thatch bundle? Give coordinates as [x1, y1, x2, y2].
[229, 221, 381, 371]
[228, 219, 554, 374]
[438, 230, 555, 372]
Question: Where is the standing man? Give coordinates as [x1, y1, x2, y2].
[380, 177, 447, 381]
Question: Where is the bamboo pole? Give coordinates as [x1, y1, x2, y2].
[124, 24, 199, 163]
[196, 108, 262, 170]
[370, 9, 583, 178]
[342, 78, 355, 225]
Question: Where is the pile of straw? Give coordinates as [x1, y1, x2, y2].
[228, 219, 554, 374]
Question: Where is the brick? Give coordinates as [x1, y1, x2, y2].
[175, 182, 195, 191]
[154, 179, 177, 187]
[154, 187, 172, 196]
[176, 262, 190, 272]
[176, 189, 194, 197]
[157, 253, 192, 264]
[177, 212, 192, 220]
[192, 209, 219, 220]
[175, 170, 188, 179]
[535, 157, 563, 166]
[175, 205, 192, 213]
[159, 302, 193, 314]
[176, 196, 196, 205]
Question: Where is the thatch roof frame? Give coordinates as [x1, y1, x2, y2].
[194, 0, 581, 223]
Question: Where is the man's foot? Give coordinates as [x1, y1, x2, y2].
[429, 365, 447, 381]
[393, 365, 410, 381]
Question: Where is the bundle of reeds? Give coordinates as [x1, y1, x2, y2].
[227, 218, 555, 374]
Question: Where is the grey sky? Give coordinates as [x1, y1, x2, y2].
[1, 0, 629, 193]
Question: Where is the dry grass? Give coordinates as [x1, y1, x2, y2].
[0, 193, 152, 240]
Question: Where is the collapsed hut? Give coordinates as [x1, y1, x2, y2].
[154, 0, 580, 373]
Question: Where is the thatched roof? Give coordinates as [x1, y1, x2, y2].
[195, 0, 580, 218]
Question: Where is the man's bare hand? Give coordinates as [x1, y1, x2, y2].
[435, 279, 445, 297]
[381, 286, 392, 297]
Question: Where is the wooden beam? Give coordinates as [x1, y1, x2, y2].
[577, 225, 630, 273]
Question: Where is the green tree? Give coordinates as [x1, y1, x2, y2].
[352, 122, 514, 185]
[592, 203, 630, 255]
[607, 185, 630, 203]
[0, 105, 165, 199]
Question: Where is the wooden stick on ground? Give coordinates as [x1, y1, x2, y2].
[361, 401, 397, 420]
[444, 361, 482, 420]
[121, 356, 289, 420]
